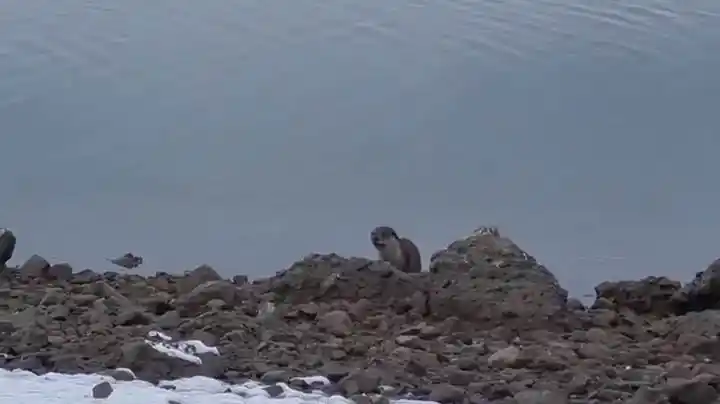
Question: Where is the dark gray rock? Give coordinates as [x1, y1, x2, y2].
[99, 368, 136, 381]
[261, 369, 292, 384]
[92, 381, 114, 399]
[18, 254, 49, 280]
[0, 229, 16, 270]
[673, 259, 720, 314]
[429, 384, 466, 404]
[594, 276, 681, 317]
[426, 230, 573, 331]
[263, 384, 285, 398]
[178, 265, 223, 294]
[666, 378, 718, 404]
[46, 263, 73, 281]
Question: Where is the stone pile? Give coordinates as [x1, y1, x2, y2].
[2, 229, 720, 403]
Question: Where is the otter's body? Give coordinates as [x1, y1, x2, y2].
[370, 226, 422, 273]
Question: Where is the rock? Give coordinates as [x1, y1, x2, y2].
[45, 263, 73, 281]
[426, 231, 573, 330]
[92, 381, 114, 398]
[566, 298, 585, 311]
[261, 370, 292, 384]
[38, 288, 66, 306]
[0, 228, 16, 270]
[488, 346, 520, 368]
[263, 384, 284, 398]
[71, 269, 101, 284]
[99, 368, 136, 381]
[339, 370, 382, 395]
[673, 259, 720, 314]
[594, 276, 680, 317]
[260, 254, 421, 306]
[446, 367, 476, 386]
[627, 386, 667, 404]
[513, 389, 568, 404]
[18, 254, 49, 280]
[659, 311, 720, 342]
[178, 265, 223, 294]
[429, 384, 465, 403]
[232, 275, 248, 285]
[116, 340, 212, 383]
[318, 310, 353, 337]
[320, 363, 351, 382]
[666, 377, 718, 404]
[156, 310, 182, 329]
[175, 280, 246, 316]
[6, 226, 720, 404]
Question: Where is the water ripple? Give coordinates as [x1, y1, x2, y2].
[0, 0, 719, 111]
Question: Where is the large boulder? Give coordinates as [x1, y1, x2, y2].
[424, 229, 573, 331]
[593, 276, 681, 317]
[672, 259, 720, 314]
[429, 228, 535, 275]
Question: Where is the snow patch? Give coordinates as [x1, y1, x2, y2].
[145, 330, 220, 365]
[0, 369, 438, 404]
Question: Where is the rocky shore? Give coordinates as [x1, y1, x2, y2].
[3, 229, 720, 404]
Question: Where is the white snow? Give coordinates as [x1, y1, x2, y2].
[145, 330, 221, 365]
[0, 368, 436, 404]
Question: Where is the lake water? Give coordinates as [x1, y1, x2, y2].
[1, 0, 719, 297]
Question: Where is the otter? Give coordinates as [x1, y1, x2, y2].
[370, 226, 422, 273]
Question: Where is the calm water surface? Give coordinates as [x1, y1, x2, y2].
[1, 0, 719, 296]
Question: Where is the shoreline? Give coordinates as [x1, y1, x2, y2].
[2, 229, 720, 403]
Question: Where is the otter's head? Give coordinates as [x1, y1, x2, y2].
[370, 226, 399, 250]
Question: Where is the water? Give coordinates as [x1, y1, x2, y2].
[1, 0, 719, 297]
